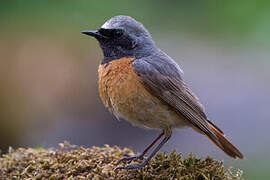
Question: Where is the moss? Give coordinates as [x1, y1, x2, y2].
[0, 142, 243, 180]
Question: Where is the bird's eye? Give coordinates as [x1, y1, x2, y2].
[99, 28, 112, 38]
[98, 28, 123, 38]
[113, 29, 123, 37]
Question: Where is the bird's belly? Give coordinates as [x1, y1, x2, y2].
[98, 58, 188, 129]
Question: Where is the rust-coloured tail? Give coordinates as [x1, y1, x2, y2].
[206, 121, 244, 159]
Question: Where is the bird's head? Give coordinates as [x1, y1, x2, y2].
[82, 15, 156, 63]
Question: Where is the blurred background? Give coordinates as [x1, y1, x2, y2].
[0, 1, 269, 179]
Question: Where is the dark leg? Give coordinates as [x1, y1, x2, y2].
[117, 131, 164, 164]
[115, 128, 172, 171]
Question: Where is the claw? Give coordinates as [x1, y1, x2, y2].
[115, 162, 147, 172]
[117, 153, 144, 164]
[127, 155, 143, 163]
[114, 131, 168, 172]
[123, 153, 131, 157]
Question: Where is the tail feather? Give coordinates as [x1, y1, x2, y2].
[206, 122, 244, 159]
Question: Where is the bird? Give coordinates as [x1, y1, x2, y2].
[81, 15, 244, 171]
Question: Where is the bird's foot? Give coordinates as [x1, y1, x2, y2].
[117, 153, 144, 164]
[115, 161, 148, 172]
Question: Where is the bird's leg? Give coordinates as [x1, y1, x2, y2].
[117, 131, 164, 164]
[115, 128, 172, 171]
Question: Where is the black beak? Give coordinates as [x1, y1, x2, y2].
[81, 30, 101, 38]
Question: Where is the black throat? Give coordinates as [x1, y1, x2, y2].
[96, 31, 157, 64]
[102, 55, 135, 64]
[100, 45, 136, 64]
[100, 43, 157, 64]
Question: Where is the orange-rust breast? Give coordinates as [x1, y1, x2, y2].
[98, 57, 187, 129]
[98, 57, 136, 117]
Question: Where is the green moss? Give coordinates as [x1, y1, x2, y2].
[0, 142, 243, 180]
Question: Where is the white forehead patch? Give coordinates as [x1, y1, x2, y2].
[101, 21, 110, 29]
[101, 19, 122, 29]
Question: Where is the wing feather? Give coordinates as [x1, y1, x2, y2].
[132, 57, 219, 143]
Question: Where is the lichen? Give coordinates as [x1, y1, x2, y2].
[0, 141, 243, 180]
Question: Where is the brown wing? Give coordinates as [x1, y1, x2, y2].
[132, 56, 220, 144]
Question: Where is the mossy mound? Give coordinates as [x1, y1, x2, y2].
[0, 142, 243, 180]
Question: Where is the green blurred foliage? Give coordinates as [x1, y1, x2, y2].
[0, 0, 269, 46]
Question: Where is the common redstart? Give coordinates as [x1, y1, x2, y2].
[82, 15, 244, 170]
